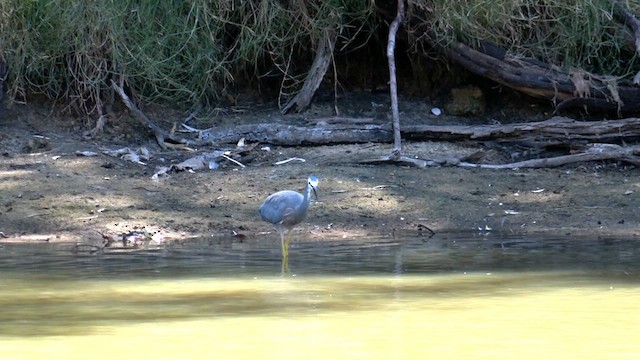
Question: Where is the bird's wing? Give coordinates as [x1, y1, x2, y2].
[259, 191, 303, 224]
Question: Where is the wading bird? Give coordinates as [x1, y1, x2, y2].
[259, 176, 318, 259]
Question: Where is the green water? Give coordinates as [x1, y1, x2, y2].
[0, 235, 638, 359]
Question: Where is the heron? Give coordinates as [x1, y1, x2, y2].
[259, 176, 318, 259]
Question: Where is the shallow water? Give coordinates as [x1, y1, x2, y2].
[0, 234, 639, 359]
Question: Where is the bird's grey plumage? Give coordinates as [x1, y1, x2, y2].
[259, 190, 306, 227]
[259, 176, 318, 258]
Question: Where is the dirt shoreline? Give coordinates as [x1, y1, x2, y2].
[1, 100, 639, 247]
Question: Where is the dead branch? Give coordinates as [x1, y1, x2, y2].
[364, 143, 640, 169]
[281, 31, 336, 114]
[456, 144, 640, 169]
[111, 80, 171, 148]
[439, 41, 640, 115]
[361, 154, 431, 168]
[612, 0, 640, 85]
[111, 80, 210, 149]
[614, 0, 640, 55]
[387, 0, 405, 157]
[363, 0, 409, 167]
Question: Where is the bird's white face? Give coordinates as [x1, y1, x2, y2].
[308, 176, 319, 188]
[308, 176, 318, 200]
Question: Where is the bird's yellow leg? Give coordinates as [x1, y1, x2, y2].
[280, 233, 286, 258]
[281, 257, 290, 274]
[282, 231, 294, 259]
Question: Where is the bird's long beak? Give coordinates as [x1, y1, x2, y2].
[311, 186, 318, 200]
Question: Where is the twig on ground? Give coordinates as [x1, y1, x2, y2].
[221, 154, 246, 168]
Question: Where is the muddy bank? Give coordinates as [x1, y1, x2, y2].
[1, 99, 639, 246]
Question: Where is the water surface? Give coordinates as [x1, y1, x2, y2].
[0, 234, 639, 359]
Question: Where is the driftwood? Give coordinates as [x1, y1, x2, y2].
[110, 73, 640, 169]
[612, 0, 640, 85]
[437, 1, 640, 116]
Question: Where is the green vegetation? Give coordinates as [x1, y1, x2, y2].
[0, 1, 639, 114]
[413, 0, 638, 76]
[0, 0, 374, 112]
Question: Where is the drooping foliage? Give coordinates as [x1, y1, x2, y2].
[0, 0, 374, 112]
[409, 0, 639, 76]
[1, 1, 639, 114]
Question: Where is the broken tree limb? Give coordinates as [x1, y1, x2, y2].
[369, 0, 421, 168]
[305, 116, 377, 125]
[361, 142, 640, 169]
[438, 41, 640, 115]
[281, 31, 336, 114]
[612, 0, 640, 85]
[361, 154, 431, 168]
[450, 143, 640, 169]
[111, 80, 211, 149]
[387, 0, 405, 157]
[361, 143, 640, 169]
[111, 80, 172, 149]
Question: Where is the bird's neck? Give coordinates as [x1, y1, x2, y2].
[302, 184, 312, 208]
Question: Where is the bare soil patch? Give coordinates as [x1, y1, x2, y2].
[1, 94, 639, 247]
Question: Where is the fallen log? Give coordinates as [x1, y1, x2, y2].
[402, 116, 640, 142]
[199, 122, 392, 145]
[198, 116, 640, 145]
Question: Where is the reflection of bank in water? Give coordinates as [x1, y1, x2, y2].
[0, 234, 638, 358]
